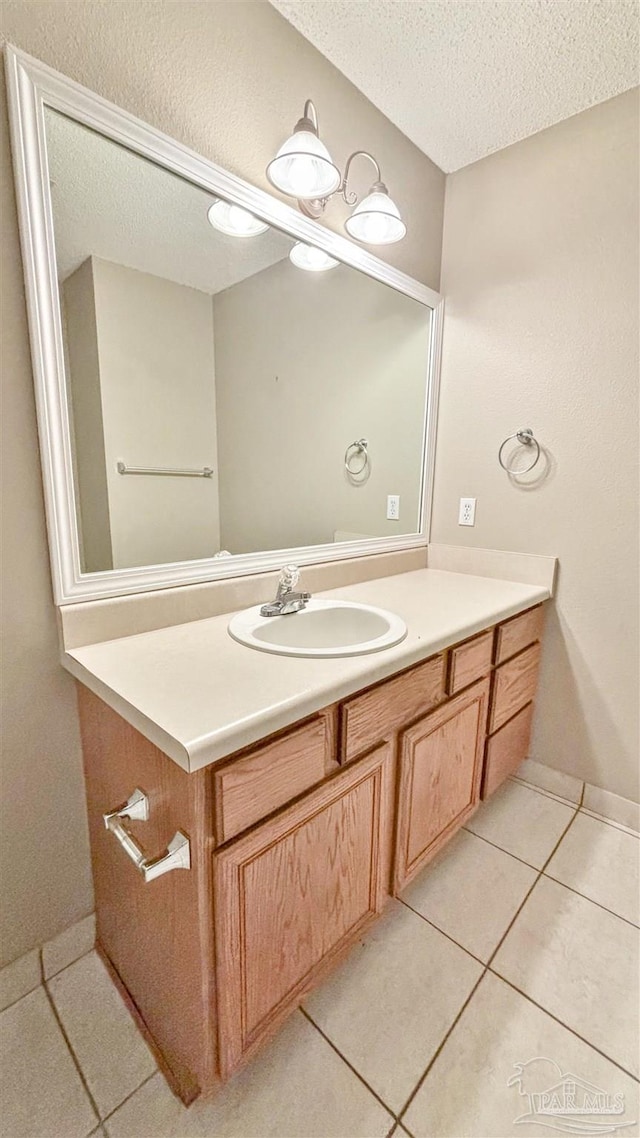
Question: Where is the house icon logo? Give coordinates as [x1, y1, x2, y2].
[509, 1057, 636, 1134]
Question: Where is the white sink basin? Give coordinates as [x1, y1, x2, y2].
[228, 599, 407, 658]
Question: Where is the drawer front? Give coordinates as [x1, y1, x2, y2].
[341, 655, 445, 763]
[213, 712, 337, 843]
[495, 605, 544, 665]
[447, 630, 494, 695]
[482, 702, 534, 799]
[489, 642, 541, 734]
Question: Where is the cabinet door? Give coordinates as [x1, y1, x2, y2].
[395, 680, 489, 891]
[214, 744, 394, 1078]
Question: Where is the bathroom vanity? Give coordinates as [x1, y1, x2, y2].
[68, 572, 547, 1103]
[6, 47, 553, 1108]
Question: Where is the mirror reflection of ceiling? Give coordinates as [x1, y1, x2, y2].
[45, 109, 293, 295]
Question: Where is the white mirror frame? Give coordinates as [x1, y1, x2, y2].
[5, 45, 444, 605]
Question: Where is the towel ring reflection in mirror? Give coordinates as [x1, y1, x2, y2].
[345, 438, 369, 478]
[498, 429, 541, 475]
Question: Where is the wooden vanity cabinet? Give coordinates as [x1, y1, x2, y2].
[394, 679, 489, 891]
[214, 743, 394, 1077]
[77, 602, 545, 1104]
[481, 605, 544, 797]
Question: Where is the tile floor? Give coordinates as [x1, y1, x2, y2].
[1, 779, 638, 1138]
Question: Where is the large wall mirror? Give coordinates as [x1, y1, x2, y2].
[6, 47, 443, 603]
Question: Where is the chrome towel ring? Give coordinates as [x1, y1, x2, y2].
[345, 438, 369, 477]
[498, 428, 540, 475]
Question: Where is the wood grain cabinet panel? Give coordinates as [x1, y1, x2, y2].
[341, 655, 445, 762]
[394, 680, 489, 891]
[447, 630, 494, 695]
[76, 686, 214, 1103]
[482, 702, 534, 799]
[495, 605, 544, 665]
[214, 744, 394, 1078]
[212, 712, 337, 844]
[489, 642, 541, 734]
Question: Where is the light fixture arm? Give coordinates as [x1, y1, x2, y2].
[340, 151, 385, 205]
[303, 99, 318, 131]
[294, 98, 320, 136]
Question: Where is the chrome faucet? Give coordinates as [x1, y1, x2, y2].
[260, 565, 311, 617]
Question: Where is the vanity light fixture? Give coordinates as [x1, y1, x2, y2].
[289, 241, 339, 272]
[267, 100, 406, 245]
[206, 198, 269, 237]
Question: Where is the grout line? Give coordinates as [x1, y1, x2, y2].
[44, 945, 96, 984]
[299, 1006, 399, 1121]
[461, 825, 541, 871]
[578, 807, 640, 840]
[396, 969, 489, 1122]
[100, 1071, 159, 1126]
[579, 779, 586, 808]
[487, 970, 640, 1086]
[42, 981, 101, 1126]
[484, 806, 580, 971]
[0, 981, 44, 1016]
[38, 947, 45, 984]
[397, 898, 486, 967]
[542, 870, 640, 930]
[395, 806, 582, 1125]
[510, 774, 581, 809]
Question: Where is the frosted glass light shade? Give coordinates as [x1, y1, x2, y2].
[267, 131, 341, 199]
[207, 200, 269, 237]
[345, 190, 406, 245]
[289, 242, 339, 272]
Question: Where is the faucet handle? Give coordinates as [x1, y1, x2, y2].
[279, 565, 300, 590]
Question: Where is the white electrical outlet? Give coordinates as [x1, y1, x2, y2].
[458, 497, 476, 526]
[387, 494, 400, 520]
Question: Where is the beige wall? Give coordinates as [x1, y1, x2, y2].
[214, 258, 430, 553]
[0, 1, 444, 965]
[432, 90, 639, 802]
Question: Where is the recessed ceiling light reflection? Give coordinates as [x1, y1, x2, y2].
[289, 241, 339, 272]
[206, 199, 269, 237]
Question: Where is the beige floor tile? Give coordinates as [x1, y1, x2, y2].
[0, 987, 97, 1138]
[581, 809, 640, 837]
[43, 913, 96, 979]
[582, 785, 640, 833]
[48, 950, 156, 1118]
[105, 1010, 393, 1138]
[515, 757, 583, 804]
[546, 811, 640, 925]
[303, 899, 483, 1113]
[401, 829, 537, 961]
[465, 780, 574, 868]
[403, 971, 639, 1137]
[493, 876, 640, 1077]
[0, 947, 41, 1012]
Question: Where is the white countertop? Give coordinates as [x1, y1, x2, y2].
[63, 568, 550, 773]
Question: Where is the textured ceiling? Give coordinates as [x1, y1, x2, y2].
[270, 0, 639, 172]
[45, 110, 292, 294]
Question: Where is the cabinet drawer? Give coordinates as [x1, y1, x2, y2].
[341, 655, 445, 763]
[482, 702, 534, 799]
[213, 712, 337, 843]
[489, 642, 541, 734]
[447, 630, 493, 695]
[495, 605, 544, 665]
